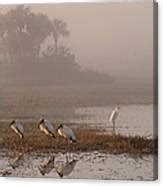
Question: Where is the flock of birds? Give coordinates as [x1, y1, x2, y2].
[0, 106, 120, 178]
[9, 106, 120, 140]
[10, 118, 77, 143]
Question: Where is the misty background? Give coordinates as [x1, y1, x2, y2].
[0, 3, 153, 84]
[0, 3, 154, 119]
[31, 3, 153, 81]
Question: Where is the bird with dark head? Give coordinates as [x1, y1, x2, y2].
[10, 120, 24, 139]
[38, 118, 44, 128]
[38, 118, 56, 138]
[10, 120, 15, 126]
[56, 123, 77, 143]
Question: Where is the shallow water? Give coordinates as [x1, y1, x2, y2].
[69, 104, 154, 137]
[1, 104, 154, 138]
[0, 151, 154, 180]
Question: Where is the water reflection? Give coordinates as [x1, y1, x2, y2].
[9, 152, 24, 169]
[0, 151, 153, 180]
[55, 157, 78, 178]
[39, 156, 55, 176]
[38, 154, 78, 178]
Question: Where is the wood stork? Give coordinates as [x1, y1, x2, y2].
[56, 124, 77, 158]
[9, 152, 24, 169]
[56, 124, 76, 143]
[38, 118, 55, 138]
[39, 156, 55, 176]
[10, 120, 24, 139]
[55, 159, 78, 178]
[108, 106, 120, 133]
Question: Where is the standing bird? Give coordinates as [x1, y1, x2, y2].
[108, 106, 120, 133]
[56, 124, 77, 158]
[56, 124, 76, 143]
[38, 118, 55, 138]
[55, 159, 78, 178]
[10, 120, 24, 139]
[39, 156, 55, 176]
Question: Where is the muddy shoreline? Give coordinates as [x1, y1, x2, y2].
[0, 125, 157, 155]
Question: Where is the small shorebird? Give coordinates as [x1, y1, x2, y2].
[39, 156, 55, 176]
[56, 159, 78, 178]
[108, 106, 120, 133]
[56, 124, 76, 143]
[9, 152, 24, 169]
[38, 118, 55, 138]
[10, 120, 24, 139]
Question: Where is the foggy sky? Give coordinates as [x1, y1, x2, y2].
[27, 3, 154, 80]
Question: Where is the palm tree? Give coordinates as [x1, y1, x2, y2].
[52, 18, 69, 55]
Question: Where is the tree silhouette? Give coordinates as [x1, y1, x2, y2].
[0, 5, 113, 86]
[2, 5, 52, 63]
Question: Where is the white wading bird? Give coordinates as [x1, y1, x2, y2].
[108, 106, 120, 133]
[38, 118, 55, 138]
[39, 156, 55, 176]
[56, 159, 78, 178]
[56, 124, 77, 143]
[10, 120, 24, 139]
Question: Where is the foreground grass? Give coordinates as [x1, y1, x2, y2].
[0, 123, 157, 155]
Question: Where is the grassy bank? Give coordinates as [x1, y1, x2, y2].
[0, 123, 157, 155]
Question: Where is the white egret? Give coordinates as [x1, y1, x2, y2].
[108, 106, 120, 132]
[10, 120, 24, 139]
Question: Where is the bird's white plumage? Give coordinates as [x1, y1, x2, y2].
[108, 107, 119, 124]
[58, 125, 76, 142]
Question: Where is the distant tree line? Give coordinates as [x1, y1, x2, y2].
[0, 6, 113, 86]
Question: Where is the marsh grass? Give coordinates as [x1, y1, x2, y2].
[0, 122, 157, 156]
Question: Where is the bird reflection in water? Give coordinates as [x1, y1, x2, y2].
[55, 157, 78, 178]
[9, 152, 24, 169]
[39, 156, 55, 176]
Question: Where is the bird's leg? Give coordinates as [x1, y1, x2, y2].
[113, 121, 116, 134]
[68, 140, 73, 161]
[66, 139, 69, 161]
[66, 154, 69, 164]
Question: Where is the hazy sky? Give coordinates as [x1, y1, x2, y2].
[30, 2, 153, 80]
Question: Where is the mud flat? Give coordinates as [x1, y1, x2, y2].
[0, 123, 157, 155]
